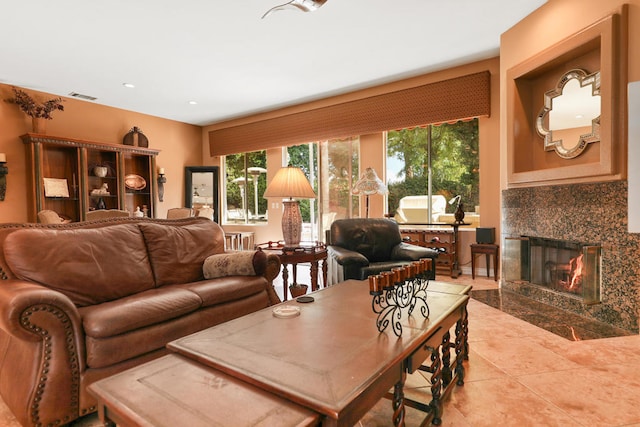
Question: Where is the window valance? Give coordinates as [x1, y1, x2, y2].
[209, 71, 490, 156]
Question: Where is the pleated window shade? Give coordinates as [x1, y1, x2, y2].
[209, 71, 490, 156]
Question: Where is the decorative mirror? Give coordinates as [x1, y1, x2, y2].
[184, 166, 219, 223]
[536, 69, 601, 159]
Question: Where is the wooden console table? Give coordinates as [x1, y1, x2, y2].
[400, 223, 468, 278]
[256, 241, 327, 301]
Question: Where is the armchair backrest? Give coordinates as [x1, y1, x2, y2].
[329, 218, 402, 262]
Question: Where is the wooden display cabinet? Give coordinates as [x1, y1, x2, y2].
[400, 224, 465, 278]
[122, 152, 156, 217]
[22, 133, 159, 222]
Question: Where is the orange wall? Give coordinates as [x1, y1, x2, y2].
[500, 0, 640, 189]
[0, 83, 203, 222]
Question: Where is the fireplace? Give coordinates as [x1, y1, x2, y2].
[504, 237, 601, 305]
[502, 181, 639, 333]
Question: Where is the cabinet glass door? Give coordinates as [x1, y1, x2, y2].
[86, 149, 119, 213]
[41, 144, 81, 221]
[123, 153, 153, 217]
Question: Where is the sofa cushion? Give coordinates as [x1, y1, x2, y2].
[179, 276, 269, 307]
[139, 220, 225, 287]
[79, 287, 203, 338]
[82, 293, 271, 369]
[203, 250, 267, 279]
[4, 224, 155, 306]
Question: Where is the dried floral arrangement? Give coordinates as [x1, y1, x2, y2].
[6, 87, 64, 119]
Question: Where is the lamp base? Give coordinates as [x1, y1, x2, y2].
[282, 199, 302, 247]
[454, 203, 465, 224]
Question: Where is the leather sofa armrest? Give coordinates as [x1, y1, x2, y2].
[263, 254, 282, 305]
[391, 242, 439, 261]
[263, 253, 282, 283]
[0, 280, 86, 426]
[0, 280, 83, 341]
[328, 245, 370, 267]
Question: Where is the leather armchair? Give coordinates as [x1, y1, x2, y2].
[327, 218, 438, 285]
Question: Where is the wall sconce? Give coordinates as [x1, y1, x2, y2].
[0, 153, 7, 201]
[157, 167, 166, 202]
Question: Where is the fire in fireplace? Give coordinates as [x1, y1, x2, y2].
[504, 237, 601, 305]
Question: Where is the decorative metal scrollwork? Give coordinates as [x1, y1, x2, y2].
[369, 260, 431, 337]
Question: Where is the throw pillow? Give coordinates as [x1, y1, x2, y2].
[203, 250, 267, 279]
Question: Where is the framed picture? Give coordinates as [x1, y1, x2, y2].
[43, 178, 70, 198]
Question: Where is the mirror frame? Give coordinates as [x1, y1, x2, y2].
[536, 68, 601, 159]
[184, 166, 220, 223]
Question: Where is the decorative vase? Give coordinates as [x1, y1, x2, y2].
[94, 166, 108, 177]
[32, 117, 47, 134]
[290, 284, 308, 298]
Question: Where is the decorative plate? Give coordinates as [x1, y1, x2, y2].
[124, 174, 146, 190]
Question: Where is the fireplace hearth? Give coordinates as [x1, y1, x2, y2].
[504, 237, 601, 305]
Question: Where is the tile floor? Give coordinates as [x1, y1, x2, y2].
[2, 273, 640, 426]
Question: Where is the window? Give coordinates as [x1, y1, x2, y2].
[319, 137, 360, 222]
[386, 120, 479, 226]
[286, 143, 318, 241]
[223, 150, 267, 224]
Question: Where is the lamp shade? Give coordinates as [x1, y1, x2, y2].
[352, 167, 387, 196]
[264, 166, 315, 247]
[263, 166, 316, 200]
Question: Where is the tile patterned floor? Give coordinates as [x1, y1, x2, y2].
[2, 274, 640, 426]
[470, 288, 635, 341]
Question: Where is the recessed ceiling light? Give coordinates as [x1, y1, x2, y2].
[188, 100, 198, 105]
[122, 83, 135, 88]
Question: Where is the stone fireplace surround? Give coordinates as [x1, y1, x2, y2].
[502, 180, 640, 332]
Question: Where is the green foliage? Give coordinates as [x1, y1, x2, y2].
[225, 151, 267, 218]
[288, 144, 317, 222]
[387, 120, 479, 217]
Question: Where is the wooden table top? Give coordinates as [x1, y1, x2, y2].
[88, 354, 320, 427]
[168, 279, 468, 423]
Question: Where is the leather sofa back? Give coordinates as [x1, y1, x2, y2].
[139, 220, 225, 286]
[330, 218, 402, 262]
[0, 217, 223, 306]
[5, 223, 155, 306]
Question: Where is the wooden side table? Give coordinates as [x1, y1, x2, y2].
[256, 241, 327, 301]
[470, 243, 499, 281]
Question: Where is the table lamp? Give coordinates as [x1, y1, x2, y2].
[352, 167, 387, 218]
[264, 166, 316, 247]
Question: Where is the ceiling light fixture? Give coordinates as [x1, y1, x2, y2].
[188, 100, 198, 105]
[262, 0, 327, 19]
[68, 92, 97, 101]
[122, 83, 135, 88]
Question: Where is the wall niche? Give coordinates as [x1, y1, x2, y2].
[506, 7, 627, 187]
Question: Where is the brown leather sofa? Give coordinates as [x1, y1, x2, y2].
[0, 217, 281, 426]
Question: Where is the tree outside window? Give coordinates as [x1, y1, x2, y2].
[224, 151, 267, 224]
[386, 119, 479, 222]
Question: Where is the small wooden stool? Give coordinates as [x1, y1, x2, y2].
[470, 243, 499, 281]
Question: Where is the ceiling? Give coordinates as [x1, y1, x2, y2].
[0, 0, 546, 127]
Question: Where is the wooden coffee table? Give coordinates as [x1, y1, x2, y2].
[88, 353, 320, 427]
[168, 279, 469, 426]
